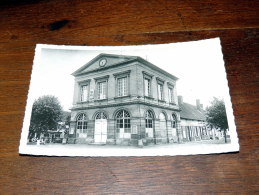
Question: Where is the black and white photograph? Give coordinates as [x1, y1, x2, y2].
[19, 38, 239, 156]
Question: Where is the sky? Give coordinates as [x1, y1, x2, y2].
[28, 38, 230, 111]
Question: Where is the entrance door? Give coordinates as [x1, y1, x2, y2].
[94, 112, 107, 143]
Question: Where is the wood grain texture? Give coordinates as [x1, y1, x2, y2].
[0, 0, 259, 194]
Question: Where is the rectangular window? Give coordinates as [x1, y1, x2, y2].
[144, 78, 151, 96]
[182, 127, 186, 138]
[81, 85, 88, 102]
[77, 121, 82, 131]
[83, 123, 87, 133]
[168, 87, 174, 103]
[196, 127, 199, 136]
[158, 83, 163, 100]
[97, 81, 107, 99]
[171, 121, 176, 128]
[118, 77, 127, 97]
[145, 119, 153, 128]
[203, 127, 207, 135]
[124, 119, 131, 133]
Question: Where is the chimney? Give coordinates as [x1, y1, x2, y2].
[196, 99, 203, 110]
[178, 96, 183, 105]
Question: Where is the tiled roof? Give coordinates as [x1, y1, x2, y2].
[179, 102, 206, 121]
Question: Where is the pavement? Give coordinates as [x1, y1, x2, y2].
[22, 137, 237, 157]
[27, 138, 230, 149]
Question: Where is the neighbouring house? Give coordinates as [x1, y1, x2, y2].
[178, 96, 210, 142]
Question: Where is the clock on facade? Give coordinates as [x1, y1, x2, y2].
[99, 58, 107, 67]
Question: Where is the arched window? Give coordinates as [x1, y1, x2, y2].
[77, 113, 87, 133]
[159, 112, 166, 121]
[145, 110, 153, 128]
[95, 112, 107, 119]
[171, 114, 177, 128]
[116, 110, 131, 133]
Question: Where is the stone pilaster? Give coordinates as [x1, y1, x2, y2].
[87, 120, 94, 139]
[107, 119, 116, 144]
[68, 121, 76, 144]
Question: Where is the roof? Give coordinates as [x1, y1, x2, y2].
[179, 102, 206, 121]
[72, 53, 178, 80]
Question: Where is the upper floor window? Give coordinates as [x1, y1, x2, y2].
[156, 77, 165, 101]
[94, 75, 109, 100]
[167, 82, 175, 103]
[113, 70, 131, 97]
[97, 81, 107, 99]
[143, 71, 153, 97]
[144, 78, 151, 96]
[79, 79, 91, 102]
[118, 77, 127, 97]
[81, 85, 89, 102]
[168, 87, 174, 103]
[158, 83, 163, 100]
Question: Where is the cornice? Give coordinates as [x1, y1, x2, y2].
[94, 75, 110, 81]
[70, 100, 180, 112]
[78, 79, 91, 84]
[156, 77, 165, 84]
[113, 70, 131, 77]
[142, 71, 154, 78]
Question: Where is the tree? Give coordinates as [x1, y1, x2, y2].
[206, 97, 229, 143]
[62, 111, 71, 126]
[28, 95, 63, 140]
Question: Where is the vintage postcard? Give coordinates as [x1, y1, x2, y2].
[19, 38, 239, 156]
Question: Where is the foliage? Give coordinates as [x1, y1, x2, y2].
[206, 97, 228, 131]
[28, 95, 63, 138]
[62, 111, 71, 126]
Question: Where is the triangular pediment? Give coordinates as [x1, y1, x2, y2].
[72, 53, 137, 76]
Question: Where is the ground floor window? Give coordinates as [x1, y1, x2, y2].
[145, 110, 153, 128]
[116, 110, 131, 138]
[195, 127, 199, 137]
[76, 114, 88, 138]
[182, 127, 187, 138]
[95, 112, 107, 120]
[171, 115, 177, 128]
[145, 110, 154, 138]
[187, 126, 192, 140]
[202, 127, 207, 135]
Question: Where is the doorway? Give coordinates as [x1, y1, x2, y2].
[94, 112, 107, 143]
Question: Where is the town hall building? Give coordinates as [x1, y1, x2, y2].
[68, 53, 209, 146]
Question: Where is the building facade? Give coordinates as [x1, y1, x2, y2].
[68, 53, 182, 145]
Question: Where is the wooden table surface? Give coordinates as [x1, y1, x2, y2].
[0, 0, 259, 194]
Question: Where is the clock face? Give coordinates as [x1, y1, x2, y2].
[99, 58, 107, 67]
